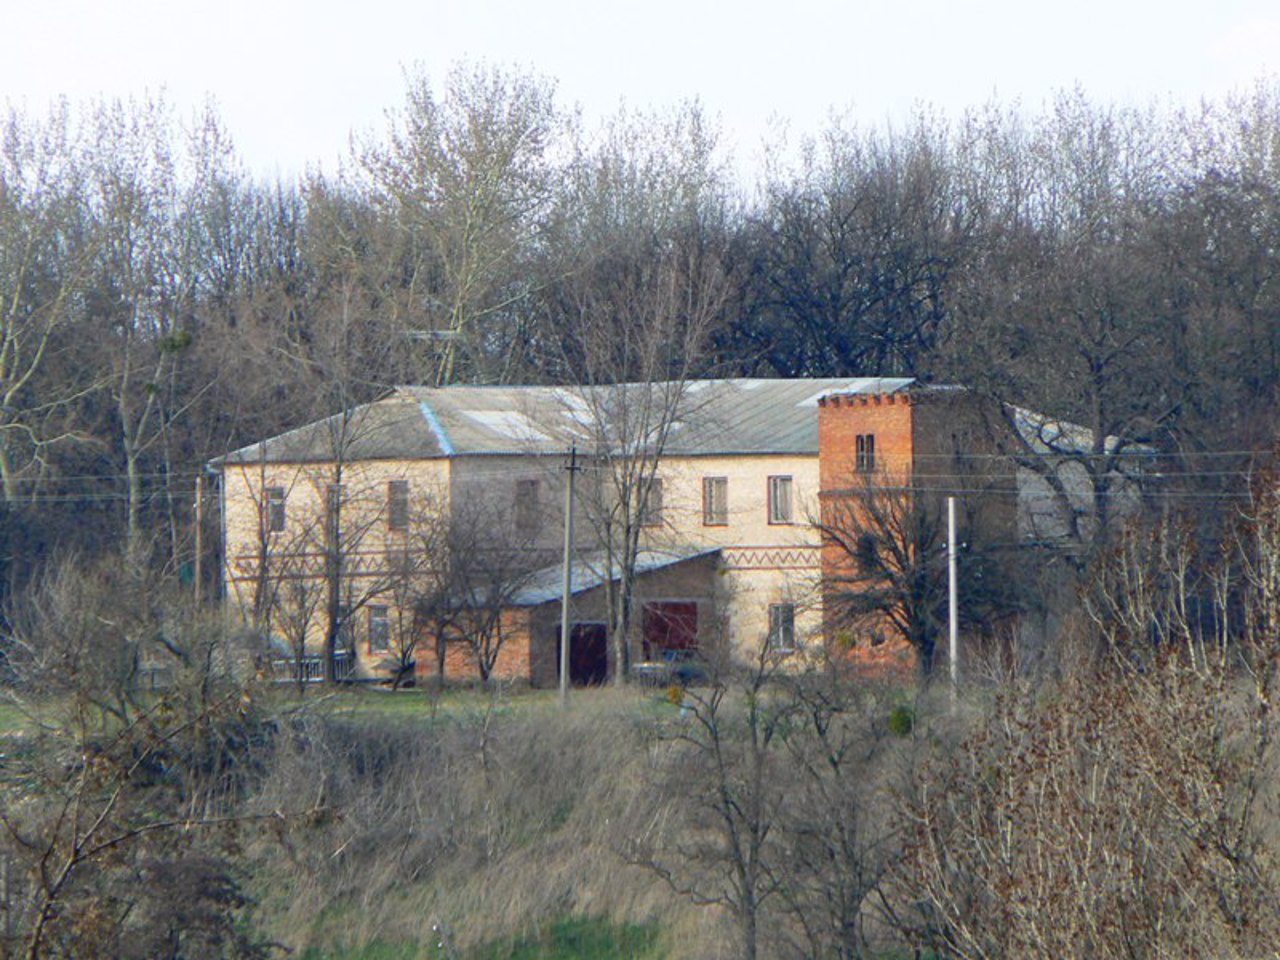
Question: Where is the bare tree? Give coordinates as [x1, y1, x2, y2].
[236, 454, 402, 684]
[82, 95, 219, 565]
[362, 60, 566, 386]
[308, 455, 402, 683]
[572, 376, 716, 684]
[0, 101, 99, 506]
[895, 499, 1280, 958]
[378, 525, 432, 691]
[0, 555, 274, 959]
[733, 110, 971, 379]
[409, 492, 543, 685]
[639, 652, 796, 960]
[267, 512, 329, 693]
[770, 670, 905, 960]
[944, 92, 1181, 564]
[817, 471, 1017, 683]
[538, 104, 733, 682]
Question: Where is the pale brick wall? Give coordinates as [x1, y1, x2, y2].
[649, 454, 825, 659]
[221, 458, 451, 676]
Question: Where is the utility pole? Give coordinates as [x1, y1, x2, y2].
[194, 473, 204, 606]
[559, 445, 578, 708]
[948, 495, 958, 702]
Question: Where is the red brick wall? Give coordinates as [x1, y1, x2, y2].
[817, 392, 919, 674]
[415, 608, 534, 684]
[817, 389, 1018, 679]
[818, 392, 916, 494]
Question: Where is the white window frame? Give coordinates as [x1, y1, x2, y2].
[702, 476, 728, 526]
[767, 475, 794, 525]
[768, 603, 797, 652]
[368, 604, 391, 653]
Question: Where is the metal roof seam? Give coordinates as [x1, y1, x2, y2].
[417, 400, 455, 457]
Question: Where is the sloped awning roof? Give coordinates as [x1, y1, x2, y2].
[509, 546, 721, 608]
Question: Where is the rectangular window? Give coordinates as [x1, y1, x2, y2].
[326, 484, 344, 540]
[702, 476, 728, 526]
[855, 434, 876, 472]
[768, 475, 793, 524]
[515, 478, 540, 537]
[641, 477, 664, 527]
[387, 544, 413, 579]
[368, 605, 390, 653]
[768, 603, 797, 652]
[336, 603, 354, 650]
[387, 480, 409, 532]
[265, 486, 286, 533]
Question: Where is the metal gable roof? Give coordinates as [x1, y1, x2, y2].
[397, 378, 918, 457]
[215, 377, 918, 466]
[215, 396, 448, 465]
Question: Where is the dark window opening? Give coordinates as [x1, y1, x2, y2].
[266, 486, 286, 532]
[515, 478, 540, 537]
[855, 434, 876, 472]
[641, 477, 664, 527]
[368, 605, 390, 653]
[387, 480, 409, 532]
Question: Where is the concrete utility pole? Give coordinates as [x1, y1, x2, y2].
[559, 445, 578, 708]
[194, 474, 204, 606]
[948, 495, 959, 699]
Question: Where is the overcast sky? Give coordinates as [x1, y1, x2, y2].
[5, 0, 1279, 182]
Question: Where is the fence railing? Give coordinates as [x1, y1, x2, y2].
[270, 650, 355, 684]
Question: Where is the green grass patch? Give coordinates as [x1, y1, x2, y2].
[298, 943, 422, 960]
[296, 917, 664, 960]
[278, 684, 556, 724]
[470, 917, 664, 960]
[280, 683, 665, 730]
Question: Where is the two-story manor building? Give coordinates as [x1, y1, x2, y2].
[214, 378, 920, 683]
[214, 376, 1120, 683]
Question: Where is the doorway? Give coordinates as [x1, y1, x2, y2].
[557, 622, 608, 686]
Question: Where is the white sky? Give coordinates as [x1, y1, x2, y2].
[4, 0, 1279, 183]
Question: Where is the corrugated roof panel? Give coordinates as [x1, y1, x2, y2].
[510, 546, 721, 607]
[461, 410, 552, 443]
[216, 378, 925, 465]
[216, 397, 445, 464]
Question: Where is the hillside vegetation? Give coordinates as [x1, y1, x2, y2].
[5, 494, 1280, 958]
[6, 64, 1280, 959]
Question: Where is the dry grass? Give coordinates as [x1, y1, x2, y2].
[248, 683, 719, 958]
